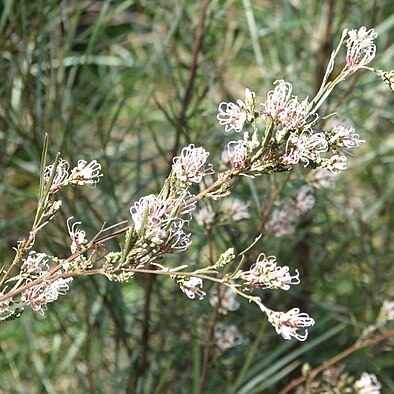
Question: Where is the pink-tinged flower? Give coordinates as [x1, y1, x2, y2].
[294, 185, 315, 214]
[329, 125, 365, 152]
[227, 140, 249, 169]
[44, 159, 70, 193]
[21, 251, 49, 275]
[179, 277, 206, 300]
[214, 324, 242, 350]
[172, 144, 213, 183]
[130, 194, 169, 234]
[210, 287, 240, 314]
[277, 97, 318, 132]
[265, 205, 297, 237]
[325, 154, 348, 174]
[266, 307, 315, 341]
[236, 253, 300, 290]
[67, 217, 87, 254]
[130, 194, 192, 253]
[263, 80, 293, 121]
[217, 102, 247, 132]
[282, 129, 328, 167]
[354, 372, 381, 394]
[217, 88, 254, 133]
[21, 277, 73, 315]
[346, 27, 378, 71]
[70, 160, 103, 187]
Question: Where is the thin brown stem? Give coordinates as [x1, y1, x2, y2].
[168, 0, 211, 169]
[314, 0, 334, 95]
[199, 288, 222, 394]
[137, 274, 156, 377]
[279, 328, 394, 394]
[256, 172, 292, 235]
[0, 250, 103, 304]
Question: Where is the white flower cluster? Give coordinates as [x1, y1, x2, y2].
[67, 217, 87, 254]
[179, 277, 206, 300]
[216, 33, 376, 176]
[172, 144, 213, 184]
[130, 194, 192, 255]
[265, 307, 315, 341]
[21, 277, 73, 316]
[329, 125, 365, 153]
[377, 299, 394, 324]
[346, 27, 378, 71]
[217, 88, 255, 133]
[21, 251, 49, 275]
[227, 140, 249, 169]
[354, 372, 381, 394]
[264, 80, 318, 134]
[236, 253, 300, 290]
[19, 251, 72, 316]
[282, 129, 328, 167]
[44, 158, 103, 194]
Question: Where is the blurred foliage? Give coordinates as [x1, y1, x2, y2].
[0, 0, 394, 392]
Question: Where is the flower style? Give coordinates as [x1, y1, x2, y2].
[227, 140, 249, 169]
[70, 160, 103, 187]
[214, 324, 242, 350]
[329, 125, 365, 152]
[172, 144, 213, 184]
[217, 88, 255, 133]
[265, 307, 315, 341]
[210, 287, 240, 314]
[44, 159, 70, 194]
[21, 277, 73, 316]
[346, 27, 378, 71]
[21, 251, 49, 276]
[354, 372, 381, 394]
[237, 253, 300, 290]
[294, 185, 315, 214]
[67, 217, 87, 254]
[265, 205, 297, 237]
[282, 129, 328, 167]
[179, 277, 206, 300]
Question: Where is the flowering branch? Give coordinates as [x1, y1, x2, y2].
[1, 26, 392, 347]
